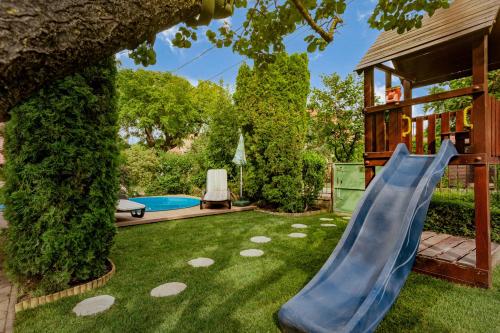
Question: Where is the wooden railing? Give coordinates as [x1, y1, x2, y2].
[410, 108, 471, 155]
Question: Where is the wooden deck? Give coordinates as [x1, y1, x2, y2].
[417, 231, 500, 267]
[116, 205, 256, 228]
[414, 231, 500, 287]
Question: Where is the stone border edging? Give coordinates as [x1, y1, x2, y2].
[14, 259, 115, 313]
[255, 209, 329, 217]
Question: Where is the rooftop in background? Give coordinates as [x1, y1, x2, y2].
[356, 0, 500, 87]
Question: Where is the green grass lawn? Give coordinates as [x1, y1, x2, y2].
[12, 211, 500, 333]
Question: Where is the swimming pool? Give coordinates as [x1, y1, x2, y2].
[128, 196, 200, 212]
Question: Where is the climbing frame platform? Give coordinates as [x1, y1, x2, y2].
[413, 231, 500, 287]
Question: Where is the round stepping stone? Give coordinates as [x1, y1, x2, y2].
[321, 223, 337, 227]
[288, 232, 307, 238]
[291, 223, 308, 229]
[150, 282, 187, 297]
[319, 218, 334, 221]
[73, 295, 115, 316]
[250, 236, 271, 243]
[188, 257, 214, 267]
[240, 249, 264, 257]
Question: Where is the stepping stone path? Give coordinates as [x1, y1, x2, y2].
[240, 249, 264, 257]
[319, 218, 334, 221]
[321, 224, 337, 227]
[343, 217, 351, 220]
[150, 282, 187, 297]
[73, 295, 115, 316]
[250, 236, 271, 243]
[188, 257, 214, 267]
[288, 232, 307, 238]
[291, 224, 308, 229]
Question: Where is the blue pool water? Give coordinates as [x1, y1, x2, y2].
[128, 196, 200, 212]
[0, 204, 4, 211]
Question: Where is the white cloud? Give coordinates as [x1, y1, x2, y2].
[183, 76, 199, 87]
[375, 82, 386, 105]
[158, 26, 181, 52]
[115, 50, 130, 60]
[216, 17, 231, 28]
[357, 10, 370, 22]
[311, 52, 323, 62]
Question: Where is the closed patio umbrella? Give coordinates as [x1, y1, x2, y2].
[232, 130, 247, 198]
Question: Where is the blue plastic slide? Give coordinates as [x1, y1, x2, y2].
[279, 140, 457, 333]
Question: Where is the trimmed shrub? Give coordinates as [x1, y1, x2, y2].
[302, 151, 327, 210]
[426, 194, 500, 243]
[234, 54, 310, 212]
[4, 58, 119, 294]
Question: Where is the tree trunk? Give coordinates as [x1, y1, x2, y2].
[144, 128, 156, 148]
[0, 0, 202, 119]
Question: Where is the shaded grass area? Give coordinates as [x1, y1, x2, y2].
[12, 211, 500, 332]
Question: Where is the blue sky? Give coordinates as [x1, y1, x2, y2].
[116, 1, 384, 92]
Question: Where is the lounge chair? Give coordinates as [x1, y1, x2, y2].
[200, 169, 231, 209]
[117, 199, 146, 218]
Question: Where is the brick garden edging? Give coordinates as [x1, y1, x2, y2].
[15, 259, 115, 313]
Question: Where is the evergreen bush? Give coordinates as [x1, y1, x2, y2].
[302, 151, 327, 210]
[4, 58, 119, 294]
[234, 54, 310, 212]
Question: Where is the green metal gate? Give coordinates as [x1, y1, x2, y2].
[333, 163, 365, 212]
[333, 164, 383, 212]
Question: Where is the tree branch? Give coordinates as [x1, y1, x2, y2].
[290, 0, 342, 43]
[0, 0, 203, 118]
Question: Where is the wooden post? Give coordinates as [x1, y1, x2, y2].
[364, 68, 376, 187]
[402, 79, 412, 150]
[472, 34, 492, 288]
[330, 163, 335, 213]
[387, 72, 401, 151]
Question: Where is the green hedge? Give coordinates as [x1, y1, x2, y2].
[147, 152, 195, 195]
[4, 58, 119, 294]
[426, 195, 500, 243]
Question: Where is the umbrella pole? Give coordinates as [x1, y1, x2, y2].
[239, 165, 243, 198]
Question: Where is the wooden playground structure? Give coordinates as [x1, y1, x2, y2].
[356, 0, 500, 288]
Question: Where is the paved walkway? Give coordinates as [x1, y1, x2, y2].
[0, 253, 15, 333]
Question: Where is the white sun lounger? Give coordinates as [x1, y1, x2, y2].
[200, 169, 231, 209]
[117, 199, 146, 218]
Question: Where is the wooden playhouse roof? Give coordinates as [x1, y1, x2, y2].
[356, 0, 500, 87]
